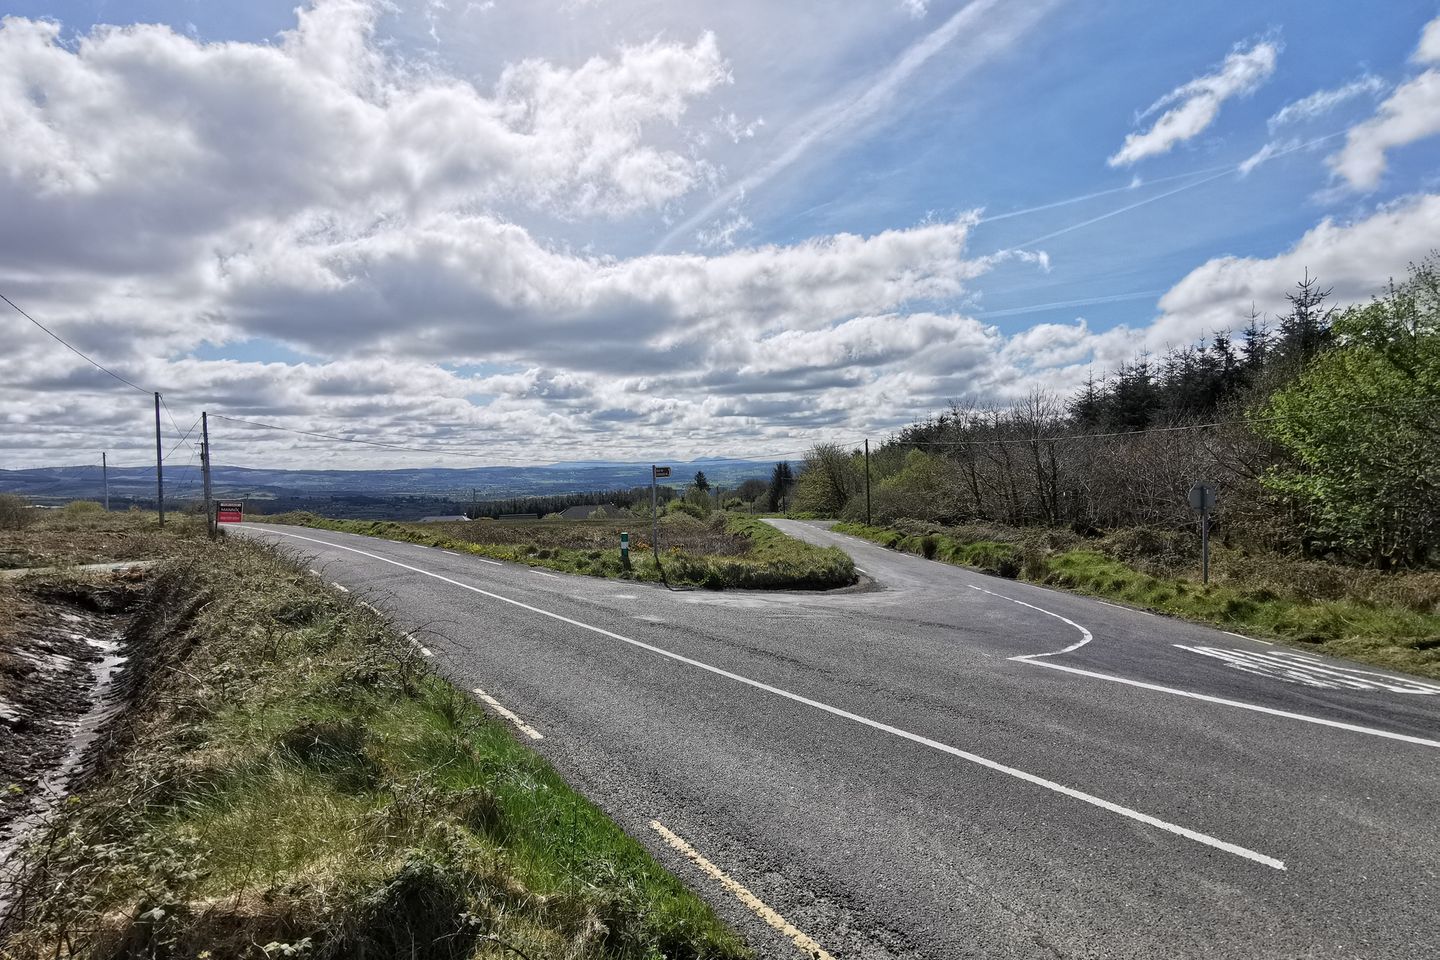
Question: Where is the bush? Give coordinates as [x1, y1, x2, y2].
[920, 535, 939, 559]
[0, 494, 32, 530]
[62, 500, 104, 517]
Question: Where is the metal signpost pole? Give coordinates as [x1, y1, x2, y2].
[102, 451, 108, 511]
[1201, 503, 1210, 585]
[651, 466, 659, 565]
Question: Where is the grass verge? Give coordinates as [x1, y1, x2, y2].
[264, 512, 855, 590]
[833, 521, 1440, 679]
[1, 529, 747, 959]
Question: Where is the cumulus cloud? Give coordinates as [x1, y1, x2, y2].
[1108, 39, 1279, 167]
[1151, 192, 1440, 343]
[1329, 17, 1440, 191]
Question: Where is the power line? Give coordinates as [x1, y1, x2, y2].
[162, 416, 202, 462]
[2, 292, 151, 395]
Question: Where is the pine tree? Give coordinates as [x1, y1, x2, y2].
[1277, 270, 1334, 365]
[693, 470, 709, 490]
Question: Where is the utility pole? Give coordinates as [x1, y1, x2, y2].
[864, 438, 872, 526]
[201, 412, 215, 539]
[102, 452, 109, 511]
[153, 391, 165, 527]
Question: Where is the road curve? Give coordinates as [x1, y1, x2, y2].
[235, 520, 1440, 960]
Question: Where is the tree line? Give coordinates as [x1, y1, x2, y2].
[790, 256, 1440, 569]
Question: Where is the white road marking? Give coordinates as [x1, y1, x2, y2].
[969, 585, 1093, 659]
[532, 570, 560, 579]
[307, 568, 321, 577]
[445, 551, 463, 557]
[330, 582, 349, 593]
[650, 820, 835, 960]
[1175, 645, 1440, 695]
[1021, 658, 1440, 749]
[611, 594, 638, 600]
[472, 687, 543, 739]
[421, 646, 434, 658]
[634, 615, 667, 624]
[257, 527, 1285, 869]
[358, 601, 380, 615]
[856, 567, 869, 575]
[1225, 631, 1272, 646]
[474, 557, 503, 566]
[1096, 599, 1155, 617]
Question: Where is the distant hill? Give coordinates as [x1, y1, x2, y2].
[0, 459, 780, 514]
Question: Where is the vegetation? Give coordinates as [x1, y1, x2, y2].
[834, 519, 1440, 678]
[2, 520, 747, 959]
[0, 506, 209, 570]
[806, 257, 1439, 568]
[266, 512, 856, 591]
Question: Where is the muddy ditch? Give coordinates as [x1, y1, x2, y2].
[0, 570, 149, 913]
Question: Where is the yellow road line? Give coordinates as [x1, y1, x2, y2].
[649, 820, 835, 960]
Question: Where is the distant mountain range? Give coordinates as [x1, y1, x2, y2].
[0, 458, 780, 508]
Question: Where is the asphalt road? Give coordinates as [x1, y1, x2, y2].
[236, 521, 1440, 959]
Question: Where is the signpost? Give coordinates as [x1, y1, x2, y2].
[620, 531, 630, 570]
[1187, 482, 1217, 584]
[216, 501, 244, 525]
[651, 465, 670, 564]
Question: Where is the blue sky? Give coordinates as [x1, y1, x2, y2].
[2, 1, 1438, 468]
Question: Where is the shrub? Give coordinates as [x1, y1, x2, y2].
[0, 494, 32, 530]
[63, 500, 104, 516]
[920, 535, 939, 559]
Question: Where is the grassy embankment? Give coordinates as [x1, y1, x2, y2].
[833, 520, 1440, 679]
[265, 512, 855, 590]
[2, 515, 747, 959]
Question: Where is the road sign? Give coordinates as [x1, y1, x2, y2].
[216, 501, 244, 524]
[652, 465, 671, 479]
[1188, 483, 1217, 512]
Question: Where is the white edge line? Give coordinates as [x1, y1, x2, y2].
[1225, 631, 1272, 646]
[472, 687, 543, 740]
[260, 526, 1284, 870]
[650, 820, 836, 960]
[532, 570, 560, 579]
[969, 584, 1093, 658]
[474, 556, 503, 566]
[1017, 658, 1440, 750]
[330, 582, 349, 593]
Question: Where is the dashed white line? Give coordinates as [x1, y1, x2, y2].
[257, 527, 1286, 869]
[532, 570, 561, 579]
[307, 568, 321, 577]
[474, 557, 503, 566]
[1225, 631, 1272, 646]
[473, 687, 543, 739]
[330, 582, 349, 593]
[357, 600, 380, 615]
[650, 820, 835, 960]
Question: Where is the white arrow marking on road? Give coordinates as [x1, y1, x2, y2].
[257, 527, 1286, 870]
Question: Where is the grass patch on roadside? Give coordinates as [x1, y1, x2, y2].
[2, 528, 747, 960]
[834, 520, 1440, 679]
[265, 512, 855, 590]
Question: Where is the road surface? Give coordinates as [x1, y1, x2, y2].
[236, 521, 1440, 959]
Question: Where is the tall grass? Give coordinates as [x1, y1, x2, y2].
[2, 533, 747, 959]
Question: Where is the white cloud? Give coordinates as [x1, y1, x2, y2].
[1329, 18, 1440, 191]
[900, 0, 929, 18]
[1267, 74, 1387, 131]
[1416, 13, 1440, 64]
[1108, 39, 1279, 167]
[1152, 192, 1440, 343]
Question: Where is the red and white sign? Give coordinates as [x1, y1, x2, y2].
[216, 501, 244, 524]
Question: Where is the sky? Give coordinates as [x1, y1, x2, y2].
[2, 0, 1439, 472]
